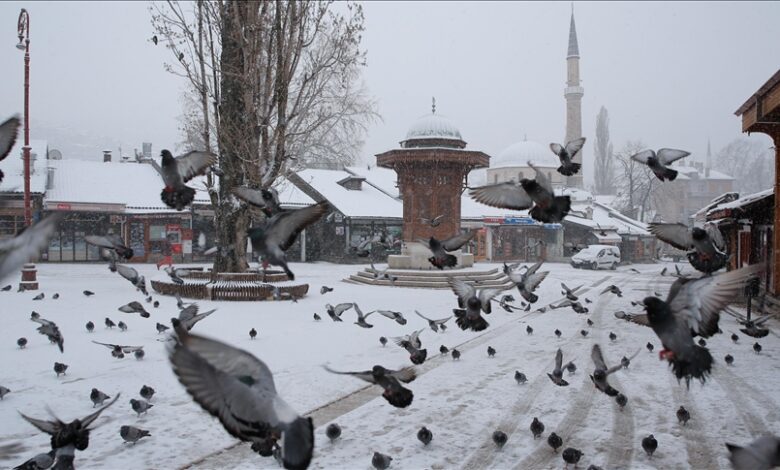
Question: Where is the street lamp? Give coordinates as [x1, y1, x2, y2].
[17, 8, 31, 228]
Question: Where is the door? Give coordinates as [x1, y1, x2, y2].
[739, 230, 751, 268]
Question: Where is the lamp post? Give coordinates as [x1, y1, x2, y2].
[17, 8, 31, 228]
[16, 8, 38, 291]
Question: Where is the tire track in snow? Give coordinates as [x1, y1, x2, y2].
[604, 371, 636, 469]
[711, 366, 771, 437]
[667, 372, 721, 470]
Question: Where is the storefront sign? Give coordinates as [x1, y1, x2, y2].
[483, 217, 503, 225]
[504, 216, 536, 225]
[542, 223, 562, 229]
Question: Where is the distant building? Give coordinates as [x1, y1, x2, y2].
[654, 156, 735, 223]
[486, 140, 565, 188]
[0, 139, 48, 237]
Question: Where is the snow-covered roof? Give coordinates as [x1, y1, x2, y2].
[491, 140, 558, 169]
[44, 159, 210, 213]
[293, 168, 402, 219]
[674, 166, 734, 181]
[404, 113, 463, 141]
[707, 188, 773, 215]
[273, 178, 316, 208]
[345, 165, 400, 198]
[561, 187, 594, 204]
[2, 139, 48, 194]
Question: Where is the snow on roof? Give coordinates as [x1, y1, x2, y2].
[44, 159, 210, 213]
[708, 188, 773, 215]
[2, 139, 48, 194]
[294, 168, 402, 219]
[345, 165, 400, 198]
[404, 113, 463, 141]
[592, 202, 651, 236]
[273, 177, 316, 207]
[674, 165, 734, 181]
[491, 140, 558, 169]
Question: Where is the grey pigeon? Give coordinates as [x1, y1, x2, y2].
[562, 447, 584, 466]
[391, 328, 425, 350]
[325, 423, 341, 443]
[633, 264, 763, 384]
[31, 314, 64, 353]
[326, 303, 352, 322]
[379, 336, 387, 347]
[589, 344, 626, 397]
[120, 425, 151, 444]
[676, 406, 690, 426]
[548, 348, 569, 386]
[487, 346, 496, 358]
[469, 162, 571, 223]
[506, 260, 549, 303]
[320, 286, 333, 295]
[176, 304, 217, 331]
[248, 202, 329, 280]
[250, 328, 257, 340]
[353, 303, 375, 329]
[130, 399, 153, 417]
[83, 290, 94, 297]
[92, 341, 143, 359]
[725, 354, 734, 365]
[105, 318, 116, 329]
[369, 262, 398, 284]
[86, 321, 94, 333]
[156, 323, 169, 334]
[642, 434, 658, 458]
[550, 137, 586, 176]
[0, 214, 62, 284]
[19, 394, 119, 468]
[420, 214, 444, 227]
[13, 449, 55, 470]
[492, 430, 508, 448]
[449, 278, 507, 332]
[414, 310, 452, 332]
[649, 222, 727, 273]
[565, 361, 577, 375]
[425, 231, 477, 269]
[17, 337, 27, 349]
[115, 265, 148, 296]
[169, 319, 313, 468]
[451, 349, 461, 360]
[560, 283, 582, 301]
[324, 365, 417, 408]
[118, 321, 127, 332]
[134, 349, 145, 360]
[54, 362, 68, 377]
[158, 149, 216, 210]
[754, 342, 762, 354]
[527, 325, 533, 335]
[0, 116, 21, 183]
[372, 451, 393, 469]
[514, 371, 527, 385]
[609, 332, 617, 342]
[232, 186, 284, 217]
[0, 386, 9, 400]
[118, 301, 150, 318]
[547, 432, 563, 452]
[313, 313, 321, 321]
[85, 234, 133, 261]
[140, 385, 155, 402]
[616, 393, 628, 410]
[417, 426, 432, 446]
[631, 148, 690, 181]
[726, 435, 780, 470]
[90, 389, 110, 408]
[32, 293, 44, 301]
[600, 285, 622, 297]
[164, 266, 191, 285]
[530, 417, 544, 439]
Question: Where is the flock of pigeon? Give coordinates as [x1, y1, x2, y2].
[1, 115, 779, 470]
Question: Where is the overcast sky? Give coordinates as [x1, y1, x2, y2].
[0, 1, 778, 186]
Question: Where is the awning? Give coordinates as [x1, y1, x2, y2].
[594, 232, 622, 243]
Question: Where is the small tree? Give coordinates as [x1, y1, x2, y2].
[593, 106, 615, 194]
[613, 140, 659, 221]
[713, 137, 774, 193]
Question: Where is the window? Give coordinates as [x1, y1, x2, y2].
[150, 225, 167, 240]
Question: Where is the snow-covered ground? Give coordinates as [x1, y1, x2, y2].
[0, 261, 778, 470]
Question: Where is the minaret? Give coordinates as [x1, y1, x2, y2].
[565, 4, 584, 188]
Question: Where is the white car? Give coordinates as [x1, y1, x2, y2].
[570, 244, 621, 270]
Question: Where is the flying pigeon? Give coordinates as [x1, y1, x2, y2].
[393, 335, 427, 365]
[85, 235, 133, 260]
[248, 202, 329, 280]
[469, 162, 571, 223]
[414, 310, 450, 332]
[676, 406, 690, 426]
[425, 231, 477, 269]
[120, 425, 151, 444]
[506, 260, 549, 303]
[90, 389, 111, 408]
[320, 286, 333, 295]
[530, 417, 545, 439]
[158, 149, 216, 210]
[493, 430, 508, 448]
[369, 262, 397, 284]
[627, 264, 763, 385]
[0, 115, 21, 183]
[449, 278, 506, 332]
[352, 304, 375, 329]
[324, 365, 416, 408]
[648, 222, 728, 273]
[176, 304, 217, 331]
[115, 264, 148, 296]
[600, 285, 622, 297]
[642, 434, 658, 458]
[589, 344, 624, 397]
[725, 435, 780, 470]
[550, 137, 586, 176]
[92, 341, 143, 359]
[164, 266, 191, 285]
[630, 148, 690, 181]
[325, 423, 341, 443]
[232, 186, 284, 217]
[140, 385, 155, 402]
[616, 393, 628, 410]
[560, 283, 582, 301]
[12, 449, 55, 470]
[168, 319, 314, 469]
[417, 426, 432, 446]
[372, 451, 393, 470]
[375, 309, 407, 325]
[391, 328, 425, 350]
[420, 214, 445, 227]
[548, 349, 569, 386]
[118, 301, 150, 318]
[19, 395, 119, 469]
[547, 432, 563, 452]
[0, 214, 62, 283]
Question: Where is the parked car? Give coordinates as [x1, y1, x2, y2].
[570, 244, 621, 270]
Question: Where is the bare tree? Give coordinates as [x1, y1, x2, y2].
[593, 106, 615, 195]
[713, 137, 774, 193]
[613, 140, 659, 221]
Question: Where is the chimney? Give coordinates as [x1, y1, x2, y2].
[142, 142, 152, 160]
[103, 150, 112, 162]
[46, 167, 55, 190]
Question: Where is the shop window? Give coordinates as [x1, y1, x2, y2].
[150, 225, 167, 240]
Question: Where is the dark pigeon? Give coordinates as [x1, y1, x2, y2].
[616, 393, 628, 410]
[631, 148, 690, 181]
[550, 137, 586, 176]
[326, 423, 341, 443]
[140, 385, 155, 402]
[530, 417, 544, 439]
[642, 434, 658, 458]
[372, 451, 393, 470]
[547, 432, 563, 452]
[492, 430, 508, 448]
[514, 371, 527, 385]
[90, 389, 111, 408]
[417, 426, 432, 446]
[562, 447, 584, 466]
[676, 406, 690, 426]
[425, 231, 477, 269]
[548, 349, 569, 386]
[725, 435, 780, 470]
[158, 149, 215, 210]
[17, 337, 27, 349]
[324, 365, 416, 409]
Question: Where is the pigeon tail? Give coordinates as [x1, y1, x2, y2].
[557, 162, 581, 176]
[282, 416, 314, 470]
[161, 186, 196, 211]
[454, 309, 489, 332]
[530, 196, 571, 223]
[520, 290, 539, 304]
[687, 251, 728, 274]
[663, 167, 678, 181]
[670, 345, 713, 388]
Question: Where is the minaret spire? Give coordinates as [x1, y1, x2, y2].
[565, 5, 584, 188]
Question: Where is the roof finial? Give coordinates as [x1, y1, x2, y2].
[432, 96, 436, 115]
[571, 1, 574, 15]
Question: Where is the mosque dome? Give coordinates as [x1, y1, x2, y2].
[401, 112, 466, 149]
[491, 140, 559, 169]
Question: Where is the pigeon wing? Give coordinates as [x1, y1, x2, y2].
[591, 344, 608, 370]
[84, 235, 117, 250]
[18, 414, 60, 436]
[479, 287, 508, 308]
[624, 313, 652, 327]
[448, 278, 476, 303]
[322, 365, 375, 384]
[174, 151, 216, 183]
[388, 367, 417, 384]
[525, 260, 544, 277]
[115, 264, 139, 283]
[630, 149, 655, 164]
[555, 348, 563, 370]
[524, 271, 549, 292]
[469, 182, 533, 210]
[0, 115, 21, 161]
[704, 223, 727, 252]
[529, 162, 554, 194]
[232, 187, 269, 209]
[178, 304, 200, 323]
[0, 214, 62, 283]
[414, 310, 432, 322]
[564, 137, 587, 158]
[549, 142, 565, 158]
[332, 303, 353, 317]
[441, 230, 476, 251]
[648, 223, 694, 251]
[668, 263, 764, 338]
[266, 202, 329, 251]
[80, 394, 121, 429]
[656, 148, 691, 165]
[92, 340, 119, 350]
